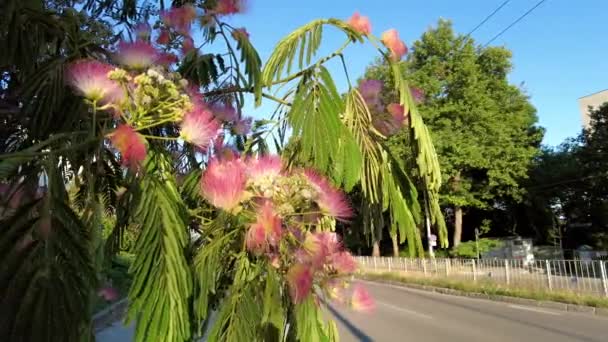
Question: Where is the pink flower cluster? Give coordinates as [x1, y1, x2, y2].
[346, 12, 408, 61]
[347, 12, 371, 35]
[287, 231, 373, 312]
[199, 154, 373, 310]
[381, 29, 408, 61]
[115, 41, 159, 69]
[358, 79, 410, 136]
[109, 124, 147, 169]
[64, 60, 123, 105]
[212, 0, 246, 15]
[161, 4, 197, 35]
[180, 107, 221, 150]
[160, 5, 199, 54]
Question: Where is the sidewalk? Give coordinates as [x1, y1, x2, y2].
[96, 322, 134, 341]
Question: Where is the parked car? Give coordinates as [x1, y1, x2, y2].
[482, 236, 535, 266]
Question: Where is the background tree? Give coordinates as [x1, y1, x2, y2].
[365, 19, 542, 248]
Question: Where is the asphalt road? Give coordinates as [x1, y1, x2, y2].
[329, 281, 608, 342]
[98, 281, 608, 341]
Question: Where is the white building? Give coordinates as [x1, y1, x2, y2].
[578, 89, 608, 129]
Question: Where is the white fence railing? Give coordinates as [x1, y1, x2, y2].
[356, 257, 608, 297]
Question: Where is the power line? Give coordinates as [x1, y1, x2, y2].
[483, 0, 548, 47]
[467, 0, 512, 36]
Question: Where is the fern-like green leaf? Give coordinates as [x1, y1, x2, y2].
[261, 266, 285, 340]
[390, 63, 448, 247]
[0, 163, 95, 342]
[288, 67, 352, 173]
[343, 89, 384, 203]
[233, 29, 264, 105]
[126, 152, 192, 342]
[262, 18, 363, 85]
[206, 256, 264, 342]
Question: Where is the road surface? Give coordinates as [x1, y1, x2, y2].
[97, 281, 608, 341]
[330, 280, 607, 342]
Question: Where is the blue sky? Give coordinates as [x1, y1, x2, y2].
[220, 0, 607, 147]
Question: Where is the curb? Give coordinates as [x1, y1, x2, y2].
[92, 298, 129, 332]
[358, 276, 607, 317]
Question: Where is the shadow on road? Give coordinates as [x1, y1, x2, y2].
[326, 304, 373, 342]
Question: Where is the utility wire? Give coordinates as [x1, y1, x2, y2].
[466, 0, 512, 37]
[483, 0, 548, 47]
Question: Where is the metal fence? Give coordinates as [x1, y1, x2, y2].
[356, 257, 608, 297]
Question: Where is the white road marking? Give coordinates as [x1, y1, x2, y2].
[377, 301, 433, 319]
[508, 305, 561, 316]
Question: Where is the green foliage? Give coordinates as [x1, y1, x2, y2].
[126, 152, 192, 342]
[516, 102, 608, 249]
[364, 19, 541, 246]
[452, 238, 503, 259]
[206, 256, 263, 342]
[192, 214, 238, 329]
[343, 89, 384, 203]
[288, 66, 362, 187]
[407, 20, 541, 208]
[233, 27, 263, 102]
[179, 53, 226, 88]
[293, 295, 336, 341]
[0, 159, 95, 342]
[262, 18, 363, 85]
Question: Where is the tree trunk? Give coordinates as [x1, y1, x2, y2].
[391, 235, 399, 257]
[372, 240, 381, 257]
[454, 205, 463, 247]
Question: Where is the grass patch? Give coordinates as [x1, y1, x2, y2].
[360, 271, 608, 309]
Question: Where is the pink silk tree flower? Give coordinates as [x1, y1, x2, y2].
[114, 41, 159, 69]
[200, 157, 248, 211]
[182, 36, 195, 54]
[134, 22, 151, 41]
[302, 232, 327, 269]
[210, 102, 238, 123]
[410, 86, 425, 103]
[180, 107, 220, 149]
[109, 124, 147, 169]
[156, 52, 178, 67]
[351, 285, 375, 313]
[246, 155, 283, 182]
[245, 222, 266, 253]
[287, 263, 313, 304]
[246, 201, 282, 253]
[373, 103, 407, 136]
[233, 116, 252, 135]
[161, 5, 197, 35]
[157, 29, 171, 45]
[381, 29, 408, 61]
[388, 103, 409, 127]
[331, 251, 358, 274]
[98, 286, 119, 301]
[65, 59, 124, 105]
[303, 170, 353, 221]
[317, 231, 341, 256]
[185, 84, 208, 110]
[214, 0, 245, 15]
[358, 79, 384, 111]
[347, 12, 371, 35]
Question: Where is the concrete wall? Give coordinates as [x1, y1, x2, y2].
[579, 89, 608, 129]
